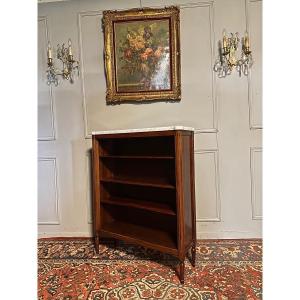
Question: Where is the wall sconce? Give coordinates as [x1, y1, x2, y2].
[46, 39, 79, 86]
[213, 30, 253, 78]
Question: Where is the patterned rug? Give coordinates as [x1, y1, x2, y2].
[38, 238, 262, 300]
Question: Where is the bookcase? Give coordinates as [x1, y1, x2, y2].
[92, 127, 196, 283]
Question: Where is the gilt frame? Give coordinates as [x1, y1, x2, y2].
[103, 6, 181, 103]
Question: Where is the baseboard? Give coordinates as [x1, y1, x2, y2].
[38, 236, 262, 242]
[197, 231, 262, 239]
[38, 231, 262, 239]
[38, 232, 93, 238]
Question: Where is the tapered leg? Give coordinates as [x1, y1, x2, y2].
[187, 244, 196, 267]
[94, 235, 99, 254]
[191, 242, 196, 267]
[179, 261, 185, 284]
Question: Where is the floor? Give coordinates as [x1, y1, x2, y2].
[38, 238, 262, 300]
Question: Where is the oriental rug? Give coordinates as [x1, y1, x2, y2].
[38, 238, 262, 300]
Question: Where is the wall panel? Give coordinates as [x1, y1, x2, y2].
[250, 147, 262, 220]
[78, 11, 105, 138]
[194, 132, 218, 151]
[195, 150, 220, 221]
[38, 158, 59, 224]
[247, 0, 262, 129]
[180, 3, 217, 131]
[38, 17, 56, 140]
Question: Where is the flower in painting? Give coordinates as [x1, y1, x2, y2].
[154, 46, 164, 59]
[117, 21, 170, 91]
[143, 25, 153, 41]
[124, 49, 132, 60]
[144, 48, 153, 55]
[140, 52, 148, 61]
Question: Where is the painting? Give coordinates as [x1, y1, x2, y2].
[103, 6, 181, 102]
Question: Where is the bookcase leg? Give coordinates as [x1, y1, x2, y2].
[188, 244, 196, 267]
[94, 235, 99, 254]
[179, 261, 185, 284]
[191, 243, 196, 267]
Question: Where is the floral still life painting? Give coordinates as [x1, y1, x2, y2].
[103, 7, 181, 102]
[115, 20, 170, 92]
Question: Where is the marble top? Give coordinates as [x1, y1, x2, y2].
[92, 126, 194, 135]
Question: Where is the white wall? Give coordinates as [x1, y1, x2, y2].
[38, 0, 262, 238]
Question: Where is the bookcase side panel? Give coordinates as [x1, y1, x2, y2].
[92, 136, 101, 236]
[175, 131, 184, 257]
[182, 133, 193, 250]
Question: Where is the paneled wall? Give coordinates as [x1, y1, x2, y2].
[38, 0, 262, 238]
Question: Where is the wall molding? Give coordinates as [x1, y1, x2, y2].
[78, 10, 103, 139]
[141, 1, 214, 9]
[250, 147, 262, 220]
[38, 0, 69, 3]
[176, 1, 218, 133]
[208, 1, 218, 131]
[194, 149, 221, 222]
[38, 157, 60, 225]
[245, 0, 263, 130]
[38, 16, 56, 141]
[194, 128, 218, 134]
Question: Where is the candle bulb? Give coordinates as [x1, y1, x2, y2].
[47, 42, 52, 59]
[244, 31, 249, 48]
[68, 39, 73, 56]
[222, 30, 227, 49]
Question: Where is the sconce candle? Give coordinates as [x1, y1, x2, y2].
[222, 30, 227, 48]
[214, 30, 253, 77]
[244, 31, 250, 48]
[46, 38, 79, 86]
[47, 42, 52, 59]
[68, 39, 73, 57]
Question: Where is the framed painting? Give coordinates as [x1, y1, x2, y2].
[103, 6, 181, 102]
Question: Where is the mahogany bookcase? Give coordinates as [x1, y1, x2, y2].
[92, 127, 196, 283]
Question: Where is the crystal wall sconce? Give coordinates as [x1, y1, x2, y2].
[213, 30, 253, 78]
[46, 39, 79, 86]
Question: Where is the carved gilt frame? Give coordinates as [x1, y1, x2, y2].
[103, 6, 181, 103]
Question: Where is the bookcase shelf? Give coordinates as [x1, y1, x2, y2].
[100, 178, 176, 189]
[101, 155, 175, 160]
[101, 195, 176, 216]
[92, 129, 196, 284]
[101, 220, 178, 253]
